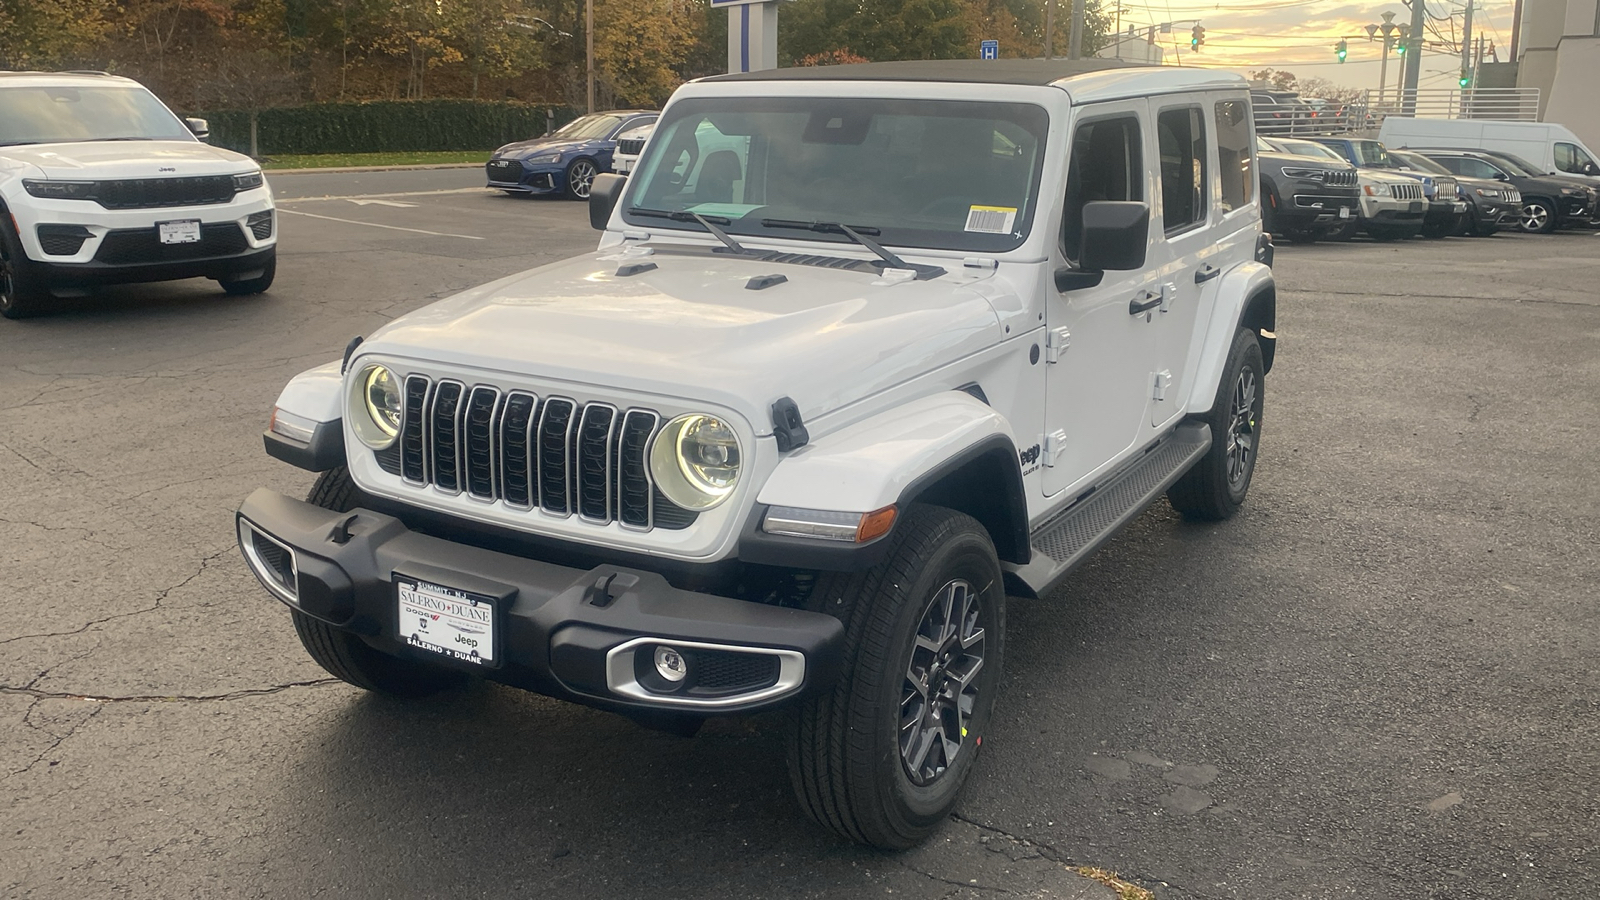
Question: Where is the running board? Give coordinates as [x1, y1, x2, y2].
[1004, 422, 1212, 598]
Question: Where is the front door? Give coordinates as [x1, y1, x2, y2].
[1042, 101, 1165, 497]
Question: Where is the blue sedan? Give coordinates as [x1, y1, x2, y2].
[486, 110, 658, 200]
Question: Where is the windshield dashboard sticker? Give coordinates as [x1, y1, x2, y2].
[965, 206, 1017, 234]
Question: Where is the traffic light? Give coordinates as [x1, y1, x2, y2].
[1335, 39, 1348, 62]
[1458, 69, 1471, 88]
[1190, 24, 1205, 50]
[1394, 37, 1407, 56]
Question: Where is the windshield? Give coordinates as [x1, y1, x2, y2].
[1485, 152, 1543, 176]
[1279, 139, 1345, 162]
[622, 97, 1049, 253]
[1391, 151, 1451, 175]
[0, 85, 193, 146]
[554, 113, 625, 140]
[1351, 140, 1395, 167]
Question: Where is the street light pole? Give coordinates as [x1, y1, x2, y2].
[1069, 0, 1085, 58]
[586, 0, 594, 113]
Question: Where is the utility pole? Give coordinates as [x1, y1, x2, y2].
[1069, 0, 1086, 58]
[585, 0, 594, 113]
[1402, 0, 1424, 114]
[1460, 0, 1475, 83]
[1043, 0, 1056, 59]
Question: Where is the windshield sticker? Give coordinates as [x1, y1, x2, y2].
[683, 202, 763, 219]
[965, 205, 1017, 234]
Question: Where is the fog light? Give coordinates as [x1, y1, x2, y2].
[654, 645, 688, 683]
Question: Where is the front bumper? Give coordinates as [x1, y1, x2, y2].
[1278, 187, 1359, 229]
[1425, 198, 1468, 227]
[1360, 195, 1426, 223]
[236, 489, 845, 715]
[485, 159, 564, 195]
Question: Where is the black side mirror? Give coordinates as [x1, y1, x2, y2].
[184, 117, 210, 142]
[1054, 201, 1150, 292]
[589, 173, 626, 230]
[1583, 161, 1599, 176]
[1494, 172, 1509, 181]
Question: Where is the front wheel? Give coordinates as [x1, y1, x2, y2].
[292, 469, 466, 696]
[0, 219, 48, 319]
[219, 252, 275, 296]
[1168, 327, 1265, 521]
[565, 158, 598, 200]
[1518, 199, 1557, 234]
[1364, 224, 1414, 242]
[786, 505, 1005, 849]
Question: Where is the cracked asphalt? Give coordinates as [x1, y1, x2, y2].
[2, 168, 1597, 899]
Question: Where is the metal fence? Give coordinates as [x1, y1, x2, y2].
[1253, 88, 1542, 138]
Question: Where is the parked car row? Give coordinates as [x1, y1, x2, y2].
[485, 110, 659, 200]
[1256, 131, 1599, 244]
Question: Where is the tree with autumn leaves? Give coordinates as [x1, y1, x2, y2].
[0, 0, 1110, 112]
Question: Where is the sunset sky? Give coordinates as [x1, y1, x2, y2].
[1106, 0, 1516, 93]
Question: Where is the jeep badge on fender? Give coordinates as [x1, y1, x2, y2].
[238, 60, 1275, 851]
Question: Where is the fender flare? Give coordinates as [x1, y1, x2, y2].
[263, 360, 345, 471]
[741, 392, 1030, 570]
[1186, 261, 1276, 416]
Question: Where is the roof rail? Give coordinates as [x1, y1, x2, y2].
[62, 69, 113, 76]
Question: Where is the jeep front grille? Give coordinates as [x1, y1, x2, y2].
[380, 375, 695, 531]
[1323, 169, 1358, 188]
[1391, 182, 1424, 201]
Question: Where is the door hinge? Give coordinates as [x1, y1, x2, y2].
[1152, 370, 1172, 401]
[1043, 429, 1068, 467]
[1046, 327, 1071, 363]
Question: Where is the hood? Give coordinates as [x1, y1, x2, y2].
[1260, 150, 1355, 171]
[359, 246, 1007, 434]
[2, 141, 254, 177]
[494, 137, 598, 158]
[1361, 169, 1418, 186]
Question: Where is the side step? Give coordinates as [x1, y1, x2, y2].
[1004, 422, 1212, 598]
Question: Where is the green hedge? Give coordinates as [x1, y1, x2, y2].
[199, 100, 578, 157]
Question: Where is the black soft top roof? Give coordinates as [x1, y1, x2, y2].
[706, 59, 1150, 87]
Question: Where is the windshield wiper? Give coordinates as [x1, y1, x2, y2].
[630, 207, 750, 254]
[88, 136, 157, 142]
[0, 140, 40, 147]
[759, 219, 914, 270]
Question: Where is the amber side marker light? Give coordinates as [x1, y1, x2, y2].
[855, 506, 897, 543]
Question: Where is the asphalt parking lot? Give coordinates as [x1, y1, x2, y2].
[3, 168, 1597, 899]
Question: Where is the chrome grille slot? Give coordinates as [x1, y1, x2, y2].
[431, 381, 465, 492]
[576, 404, 617, 522]
[464, 386, 501, 500]
[499, 392, 538, 506]
[371, 373, 695, 531]
[401, 376, 431, 483]
[617, 411, 658, 528]
[537, 398, 577, 515]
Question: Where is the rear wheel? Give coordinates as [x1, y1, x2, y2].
[0, 219, 48, 319]
[292, 468, 466, 697]
[786, 505, 1005, 849]
[1169, 327, 1265, 521]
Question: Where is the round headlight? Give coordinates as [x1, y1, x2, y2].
[649, 414, 741, 510]
[349, 364, 401, 450]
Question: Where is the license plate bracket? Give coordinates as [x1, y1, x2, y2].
[157, 219, 202, 244]
[394, 568, 516, 667]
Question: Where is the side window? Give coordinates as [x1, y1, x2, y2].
[1460, 158, 1498, 179]
[1157, 106, 1206, 233]
[1061, 116, 1142, 263]
[1554, 142, 1596, 174]
[1214, 100, 1253, 213]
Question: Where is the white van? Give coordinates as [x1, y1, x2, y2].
[1378, 117, 1600, 182]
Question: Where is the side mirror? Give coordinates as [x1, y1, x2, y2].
[1493, 172, 1509, 181]
[1054, 201, 1149, 292]
[184, 117, 210, 142]
[588, 173, 627, 231]
[1583, 161, 1599, 176]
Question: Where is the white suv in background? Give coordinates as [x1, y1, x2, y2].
[0, 71, 276, 319]
[610, 121, 655, 175]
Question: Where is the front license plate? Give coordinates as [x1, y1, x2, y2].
[396, 576, 497, 665]
[1338, 206, 1351, 219]
[1453, 201, 1468, 212]
[1409, 200, 1425, 213]
[158, 219, 201, 244]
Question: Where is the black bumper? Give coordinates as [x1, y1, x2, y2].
[1425, 199, 1466, 227]
[35, 246, 274, 289]
[236, 489, 845, 716]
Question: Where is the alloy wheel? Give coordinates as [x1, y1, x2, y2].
[568, 160, 597, 199]
[1519, 203, 1550, 233]
[900, 578, 986, 787]
[1225, 367, 1259, 490]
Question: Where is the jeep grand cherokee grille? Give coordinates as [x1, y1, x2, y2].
[378, 375, 695, 531]
[1390, 182, 1424, 201]
[1323, 170, 1358, 188]
[616, 138, 646, 156]
[96, 176, 237, 209]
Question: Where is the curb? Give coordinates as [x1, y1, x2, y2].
[264, 162, 484, 176]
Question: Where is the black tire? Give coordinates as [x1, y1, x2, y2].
[1168, 327, 1265, 522]
[1260, 191, 1277, 235]
[219, 252, 275, 296]
[1323, 219, 1356, 242]
[0, 218, 49, 319]
[1517, 198, 1558, 234]
[564, 158, 598, 200]
[786, 505, 1005, 850]
[1473, 220, 1501, 237]
[1421, 219, 1453, 239]
[1282, 227, 1319, 245]
[1364, 224, 1413, 242]
[292, 468, 466, 697]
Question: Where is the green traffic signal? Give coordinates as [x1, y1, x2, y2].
[1335, 39, 1348, 62]
[1458, 70, 1471, 87]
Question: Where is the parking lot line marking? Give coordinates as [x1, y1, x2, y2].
[275, 188, 490, 204]
[278, 208, 485, 240]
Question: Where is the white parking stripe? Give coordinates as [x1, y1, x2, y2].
[278, 208, 485, 240]
[274, 188, 490, 204]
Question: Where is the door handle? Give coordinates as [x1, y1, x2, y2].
[1194, 264, 1221, 284]
[1129, 291, 1163, 315]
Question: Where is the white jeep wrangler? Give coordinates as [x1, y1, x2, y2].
[238, 60, 1275, 849]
